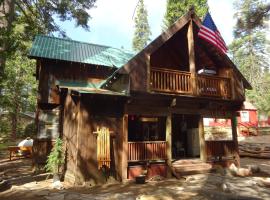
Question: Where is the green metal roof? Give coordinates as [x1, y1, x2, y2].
[56, 80, 104, 89]
[29, 35, 135, 68]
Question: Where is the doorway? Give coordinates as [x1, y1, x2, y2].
[172, 114, 200, 159]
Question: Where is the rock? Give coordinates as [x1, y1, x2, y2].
[237, 168, 252, 177]
[248, 165, 261, 173]
[229, 163, 252, 177]
[52, 180, 64, 190]
[221, 183, 230, 193]
[260, 178, 270, 187]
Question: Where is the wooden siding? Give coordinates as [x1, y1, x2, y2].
[37, 60, 116, 104]
[63, 93, 80, 183]
[63, 94, 126, 184]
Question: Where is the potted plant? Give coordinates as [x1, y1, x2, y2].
[45, 137, 65, 183]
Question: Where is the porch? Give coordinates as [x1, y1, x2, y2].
[150, 67, 231, 99]
[126, 114, 239, 179]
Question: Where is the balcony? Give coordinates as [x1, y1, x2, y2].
[150, 67, 231, 99]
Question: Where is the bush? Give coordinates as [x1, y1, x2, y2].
[45, 137, 65, 174]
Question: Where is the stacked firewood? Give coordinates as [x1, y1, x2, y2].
[239, 143, 270, 158]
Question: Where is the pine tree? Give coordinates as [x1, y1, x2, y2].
[230, 0, 270, 115]
[132, 0, 151, 52]
[163, 0, 208, 28]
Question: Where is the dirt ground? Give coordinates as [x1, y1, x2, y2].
[0, 137, 270, 200]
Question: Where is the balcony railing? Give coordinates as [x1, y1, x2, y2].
[128, 141, 167, 162]
[150, 67, 231, 99]
[197, 75, 231, 99]
[150, 67, 192, 94]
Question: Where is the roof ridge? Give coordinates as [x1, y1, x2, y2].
[36, 34, 134, 53]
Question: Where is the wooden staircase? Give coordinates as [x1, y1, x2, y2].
[172, 159, 213, 176]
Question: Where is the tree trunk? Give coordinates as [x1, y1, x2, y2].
[11, 112, 17, 140]
[0, 0, 15, 80]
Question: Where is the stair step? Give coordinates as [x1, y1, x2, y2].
[172, 163, 212, 169]
[172, 159, 203, 165]
[172, 159, 213, 176]
[174, 165, 212, 172]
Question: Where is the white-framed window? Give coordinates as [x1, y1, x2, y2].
[241, 111, 250, 122]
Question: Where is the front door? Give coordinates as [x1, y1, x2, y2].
[172, 114, 200, 159]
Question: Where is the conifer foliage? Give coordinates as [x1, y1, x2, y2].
[132, 0, 151, 51]
[164, 0, 208, 28]
[230, 0, 270, 115]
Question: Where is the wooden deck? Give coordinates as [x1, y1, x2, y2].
[150, 67, 231, 99]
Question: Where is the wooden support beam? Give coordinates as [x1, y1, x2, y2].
[187, 20, 197, 96]
[230, 69, 236, 100]
[199, 116, 206, 162]
[74, 100, 81, 183]
[146, 54, 151, 93]
[231, 113, 240, 167]
[120, 114, 128, 181]
[166, 114, 172, 178]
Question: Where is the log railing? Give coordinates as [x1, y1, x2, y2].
[150, 67, 231, 99]
[205, 140, 236, 158]
[150, 68, 192, 94]
[128, 141, 167, 162]
[197, 75, 231, 99]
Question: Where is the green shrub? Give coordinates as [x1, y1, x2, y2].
[45, 137, 65, 174]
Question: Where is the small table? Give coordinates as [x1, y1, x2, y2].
[7, 146, 32, 160]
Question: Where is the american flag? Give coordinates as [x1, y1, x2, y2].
[198, 12, 228, 54]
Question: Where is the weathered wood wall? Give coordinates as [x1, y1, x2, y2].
[37, 60, 116, 104]
[63, 93, 126, 184]
[62, 92, 80, 183]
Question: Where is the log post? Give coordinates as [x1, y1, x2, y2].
[199, 116, 206, 162]
[120, 114, 128, 181]
[231, 113, 240, 167]
[146, 54, 151, 92]
[166, 114, 172, 178]
[187, 19, 197, 96]
[230, 69, 236, 100]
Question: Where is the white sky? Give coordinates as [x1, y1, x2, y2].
[58, 0, 235, 50]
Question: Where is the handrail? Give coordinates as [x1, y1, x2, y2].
[151, 67, 191, 75]
[150, 67, 232, 99]
[128, 141, 167, 162]
[150, 68, 192, 94]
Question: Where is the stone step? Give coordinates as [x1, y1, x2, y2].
[172, 160, 213, 176]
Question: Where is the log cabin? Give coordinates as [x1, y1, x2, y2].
[28, 10, 252, 184]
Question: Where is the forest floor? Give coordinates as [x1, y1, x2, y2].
[0, 136, 270, 200]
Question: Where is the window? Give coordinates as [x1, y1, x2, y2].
[203, 118, 232, 141]
[37, 108, 60, 139]
[241, 111, 249, 122]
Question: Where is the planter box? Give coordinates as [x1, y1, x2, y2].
[128, 163, 167, 180]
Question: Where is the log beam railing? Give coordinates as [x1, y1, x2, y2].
[128, 141, 167, 162]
